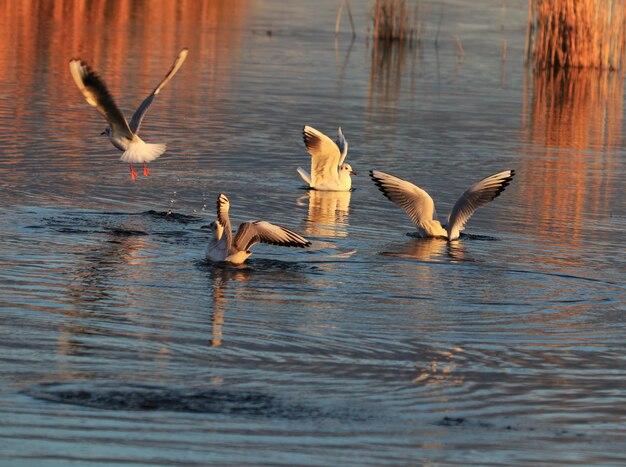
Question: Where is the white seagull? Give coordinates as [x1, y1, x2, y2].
[370, 169, 515, 240]
[202, 193, 311, 264]
[69, 48, 189, 181]
[297, 126, 356, 191]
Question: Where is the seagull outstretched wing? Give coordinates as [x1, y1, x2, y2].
[446, 170, 515, 240]
[234, 221, 311, 251]
[69, 59, 133, 140]
[129, 48, 189, 135]
[370, 170, 438, 228]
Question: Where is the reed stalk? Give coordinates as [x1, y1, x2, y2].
[526, 0, 626, 70]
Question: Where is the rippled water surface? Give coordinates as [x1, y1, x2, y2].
[1, 0, 625, 465]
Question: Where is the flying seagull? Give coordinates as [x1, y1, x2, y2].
[297, 125, 356, 191]
[202, 193, 311, 264]
[370, 169, 515, 240]
[69, 48, 189, 181]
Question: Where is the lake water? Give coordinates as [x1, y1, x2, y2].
[1, 0, 625, 465]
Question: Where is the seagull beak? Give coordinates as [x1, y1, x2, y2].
[350, 170, 357, 176]
[100, 130, 107, 136]
[201, 225, 211, 229]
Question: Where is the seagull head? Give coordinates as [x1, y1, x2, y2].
[340, 163, 357, 176]
[201, 221, 224, 240]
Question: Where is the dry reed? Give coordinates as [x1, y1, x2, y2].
[526, 0, 626, 70]
[371, 0, 420, 45]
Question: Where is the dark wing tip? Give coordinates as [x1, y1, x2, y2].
[275, 225, 311, 249]
[72, 61, 107, 88]
[281, 240, 311, 248]
[302, 126, 321, 151]
[491, 170, 516, 200]
[283, 228, 311, 249]
[290, 235, 312, 248]
[369, 170, 395, 202]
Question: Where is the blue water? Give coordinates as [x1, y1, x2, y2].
[1, 0, 625, 465]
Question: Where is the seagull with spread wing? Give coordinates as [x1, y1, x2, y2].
[370, 169, 515, 240]
[202, 193, 311, 264]
[297, 126, 356, 191]
[69, 48, 188, 181]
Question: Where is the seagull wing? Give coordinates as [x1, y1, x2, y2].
[69, 59, 133, 139]
[303, 126, 341, 187]
[233, 221, 311, 251]
[336, 127, 349, 166]
[446, 170, 515, 239]
[129, 48, 189, 135]
[370, 170, 437, 228]
[216, 193, 233, 249]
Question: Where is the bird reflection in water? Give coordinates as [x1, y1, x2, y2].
[207, 266, 249, 348]
[299, 190, 351, 238]
[206, 260, 310, 347]
[381, 236, 465, 262]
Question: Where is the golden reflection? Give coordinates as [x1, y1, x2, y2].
[521, 68, 623, 244]
[300, 190, 351, 238]
[401, 237, 446, 261]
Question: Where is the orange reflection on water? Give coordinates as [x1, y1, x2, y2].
[0, 0, 249, 185]
[521, 68, 623, 243]
[0, 0, 248, 77]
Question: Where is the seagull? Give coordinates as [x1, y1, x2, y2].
[297, 126, 356, 191]
[69, 48, 189, 181]
[370, 169, 515, 240]
[202, 193, 312, 264]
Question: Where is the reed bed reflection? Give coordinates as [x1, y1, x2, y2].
[521, 67, 623, 242]
[0, 0, 247, 196]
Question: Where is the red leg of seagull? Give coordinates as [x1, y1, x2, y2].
[129, 163, 138, 181]
[143, 162, 150, 177]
